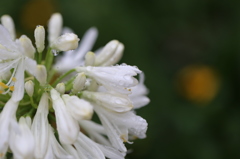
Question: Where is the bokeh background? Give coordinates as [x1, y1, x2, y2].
[1, 0, 240, 158]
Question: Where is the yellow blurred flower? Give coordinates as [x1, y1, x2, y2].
[177, 65, 220, 103]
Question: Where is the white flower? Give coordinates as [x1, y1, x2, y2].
[51, 33, 79, 52]
[0, 25, 37, 101]
[55, 82, 65, 94]
[34, 25, 45, 53]
[82, 91, 133, 113]
[54, 27, 98, 73]
[85, 51, 95, 66]
[94, 40, 124, 66]
[31, 93, 49, 159]
[50, 88, 79, 144]
[44, 124, 73, 159]
[73, 131, 125, 159]
[76, 64, 141, 94]
[79, 120, 111, 146]
[129, 73, 150, 109]
[0, 99, 19, 157]
[35, 65, 47, 85]
[94, 105, 148, 151]
[0, 12, 149, 158]
[72, 72, 86, 94]
[48, 13, 63, 44]
[19, 35, 36, 59]
[73, 132, 105, 159]
[24, 80, 34, 97]
[9, 117, 35, 159]
[62, 94, 93, 120]
[0, 15, 15, 40]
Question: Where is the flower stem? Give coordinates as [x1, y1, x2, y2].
[38, 52, 42, 64]
[52, 69, 75, 87]
[45, 48, 53, 71]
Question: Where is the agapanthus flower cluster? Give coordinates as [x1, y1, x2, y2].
[0, 13, 150, 159]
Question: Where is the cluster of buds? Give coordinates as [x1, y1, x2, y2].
[0, 13, 149, 159]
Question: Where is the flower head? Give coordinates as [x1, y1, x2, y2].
[0, 13, 150, 158]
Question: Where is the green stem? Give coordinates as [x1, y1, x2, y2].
[45, 48, 54, 71]
[47, 69, 56, 83]
[38, 52, 42, 64]
[19, 101, 31, 106]
[30, 97, 38, 108]
[65, 76, 75, 91]
[52, 69, 75, 87]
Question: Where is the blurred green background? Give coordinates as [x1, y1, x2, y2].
[2, 0, 240, 158]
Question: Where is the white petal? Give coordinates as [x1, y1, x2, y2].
[62, 95, 93, 120]
[11, 59, 25, 102]
[79, 120, 111, 146]
[24, 57, 37, 76]
[131, 96, 150, 109]
[50, 130, 73, 159]
[74, 132, 105, 159]
[50, 89, 79, 144]
[1, 15, 15, 39]
[76, 65, 141, 94]
[0, 99, 19, 157]
[82, 91, 133, 113]
[101, 42, 124, 66]
[97, 144, 125, 159]
[95, 107, 127, 152]
[0, 25, 16, 49]
[94, 40, 119, 66]
[31, 93, 49, 159]
[48, 13, 62, 44]
[9, 117, 35, 159]
[75, 27, 98, 60]
[62, 144, 80, 159]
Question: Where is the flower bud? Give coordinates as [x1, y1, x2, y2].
[102, 42, 124, 66]
[94, 40, 119, 66]
[56, 83, 65, 94]
[72, 72, 86, 93]
[84, 51, 95, 66]
[51, 33, 79, 52]
[48, 13, 62, 44]
[25, 80, 34, 97]
[19, 35, 36, 59]
[34, 25, 45, 53]
[35, 65, 47, 85]
[62, 95, 93, 120]
[1, 14, 15, 39]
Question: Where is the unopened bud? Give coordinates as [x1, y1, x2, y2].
[19, 35, 36, 59]
[94, 40, 119, 66]
[48, 13, 63, 44]
[102, 42, 124, 66]
[51, 33, 79, 52]
[25, 80, 34, 97]
[1, 15, 15, 39]
[62, 95, 93, 120]
[84, 51, 95, 66]
[56, 83, 65, 94]
[36, 65, 47, 85]
[72, 72, 86, 93]
[34, 25, 45, 53]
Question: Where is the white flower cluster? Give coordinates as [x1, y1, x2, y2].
[0, 13, 150, 159]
